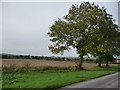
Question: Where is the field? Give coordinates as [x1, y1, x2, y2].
[2, 59, 119, 89]
[2, 59, 117, 70]
[2, 59, 76, 68]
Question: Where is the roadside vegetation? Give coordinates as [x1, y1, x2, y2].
[2, 66, 119, 89]
[2, 59, 120, 89]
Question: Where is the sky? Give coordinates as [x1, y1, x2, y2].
[1, 1, 119, 57]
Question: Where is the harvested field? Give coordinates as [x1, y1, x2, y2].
[2, 59, 76, 69]
[2, 59, 117, 70]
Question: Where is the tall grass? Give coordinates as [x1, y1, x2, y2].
[2, 61, 77, 73]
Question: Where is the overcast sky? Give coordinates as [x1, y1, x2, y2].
[1, 1, 119, 57]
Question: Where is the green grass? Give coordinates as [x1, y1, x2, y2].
[2, 64, 119, 89]
[90, 65, 120, 71]
[2, 69, 116, 89]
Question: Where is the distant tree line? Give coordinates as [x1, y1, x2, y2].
[1, 53, 81, 61]
[2, 54, 32, 59]
[1, 53, 117, 64]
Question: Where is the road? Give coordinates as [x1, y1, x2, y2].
[57, 72, 119, 90]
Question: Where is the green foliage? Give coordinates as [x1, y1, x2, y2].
[102, 54, 115, 62]
[47, 2, 119, 68]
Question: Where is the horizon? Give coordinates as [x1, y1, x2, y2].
[1, 53, 120, 59]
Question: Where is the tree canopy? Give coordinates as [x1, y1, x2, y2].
[47, 2, 119, 69]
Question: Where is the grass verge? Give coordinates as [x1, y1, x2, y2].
[2, 68, 117, 89]
[2, 63, 119, 89]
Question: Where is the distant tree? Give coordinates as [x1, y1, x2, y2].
[47, 2, 119, 69]
[19, 55, 23, 59]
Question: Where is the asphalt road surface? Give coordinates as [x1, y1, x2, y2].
[57, 72, 119, 90]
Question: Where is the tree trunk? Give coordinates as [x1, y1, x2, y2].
[78, 54, 83, 69]
[98, 60, 102, 67]
[106, 60, 109, 67]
